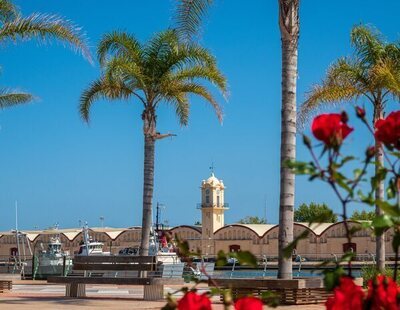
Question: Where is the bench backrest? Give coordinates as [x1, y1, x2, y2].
[195, 262, 215, 280]
[160, 263, 185, 278]
[73, 255, 157, 272]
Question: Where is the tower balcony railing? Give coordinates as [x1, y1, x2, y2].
[197, 203, 229, 209]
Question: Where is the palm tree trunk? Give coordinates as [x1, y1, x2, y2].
[278, 0, 299, 280]
[374, 106, 385, 271]
[140, 110, 156, 256]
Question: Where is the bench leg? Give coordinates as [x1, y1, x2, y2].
[66, 283, 86, 298]
[143, 284, 164, 301]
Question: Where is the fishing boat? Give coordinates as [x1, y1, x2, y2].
[76, 224, 110, 256]
[27, 235, 72, 279]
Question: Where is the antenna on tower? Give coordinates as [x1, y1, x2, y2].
[209, 162, 215, 174]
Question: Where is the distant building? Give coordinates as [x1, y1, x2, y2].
[0, 173, 393, 260]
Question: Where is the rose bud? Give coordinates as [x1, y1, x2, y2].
[341, 111, 349, 123]
[366, 146, 376, 160]
[356, 106, 366, 119]
[303, 134, 312, 149]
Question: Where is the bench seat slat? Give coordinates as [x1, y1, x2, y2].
[73, 263, 155, 271]
[74, 256, 155, 264]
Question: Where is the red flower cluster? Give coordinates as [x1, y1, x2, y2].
[177, 291, 212, 310]
[366, 275, 400, 310]
[326, 277, 364, 310]
[177, 293, 264, 310]
[311, 113, 353, 147]
[375, 111, 400, 150]
[235, 296, 263, 310]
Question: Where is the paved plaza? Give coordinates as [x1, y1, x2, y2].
[0, 283, 325, 309]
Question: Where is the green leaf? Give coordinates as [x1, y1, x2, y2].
[216, 250, 227, 267]
[340, 251, 356, 262]
[376, 200, 400, 217]
[372, 214, 393, 236]
[234, 251, 258, 267]
[357, 190, 375, 206]
[283, 230, 309, 259]
[371, 168, 388, 190]
[323, 267, 345, 291]
[387, 178, 397, 200]
[261, 291, 280, 307]
[338, 156, 356, 167]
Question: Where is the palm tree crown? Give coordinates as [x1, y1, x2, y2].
[80, 29, 226, 125]
[0, 0, 91, 110]
[299, 25, 400, 124]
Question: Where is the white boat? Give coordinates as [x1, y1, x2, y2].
[27, 236, 73, 279]
[76, 224, 110, 256]
[118, 228, 181, 264]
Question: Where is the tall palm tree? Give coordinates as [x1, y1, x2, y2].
[174, 0, 300, 279]
[0, 0, 91, 109]
[277, 0, 299, 280]
[299, 25, 400, 271]
[80, 30, 227, 255]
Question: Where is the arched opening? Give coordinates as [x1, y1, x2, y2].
[343, 242, 357, 253]
[229, 244, 241, 252]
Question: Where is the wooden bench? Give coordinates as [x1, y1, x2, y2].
[47, 256, 183, 300]
[210, 278, 331, 305]
[0, 280, 12, 293]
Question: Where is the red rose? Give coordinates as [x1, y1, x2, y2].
[366, 275, 400, 310]
[235, 296, 263, 310]
[356, 106, 366, 119]
[177, 291, 212, 310]
[311, 113, 353, 147]
[375, 111, 400, 149]
[326, 276, 364, 310]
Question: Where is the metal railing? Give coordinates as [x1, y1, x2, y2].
[196, 203, 229, 209]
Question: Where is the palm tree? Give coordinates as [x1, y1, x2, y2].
[299, 25, 400, 271]
[80, 30, 227, 255]
[0, 0, 91, 109]
[174, 0, 300, 279]
[277, 0, 299, 280]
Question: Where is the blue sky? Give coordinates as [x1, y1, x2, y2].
[0, 0, 399, 231]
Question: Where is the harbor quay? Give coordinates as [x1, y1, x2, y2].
[0, 174, 389, 264]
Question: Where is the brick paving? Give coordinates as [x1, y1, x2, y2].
[0, 283, 326, 309]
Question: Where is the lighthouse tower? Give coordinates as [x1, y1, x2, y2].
[199, 173, 228, 255]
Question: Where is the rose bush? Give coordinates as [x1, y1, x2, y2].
[234, 296, 264, 310]
[365, 275, 400, 310]
[375, 111, 400, 150]
[325, 277, 364, 310]
[177, 291, 212, 310]
[311, 113, 353, 147]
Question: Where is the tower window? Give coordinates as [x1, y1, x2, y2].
[206, 195, 210, 204]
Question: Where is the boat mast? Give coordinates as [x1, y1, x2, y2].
[15, 201, 21, 265]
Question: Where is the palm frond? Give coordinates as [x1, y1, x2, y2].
[0, 89, 33, 109]
[0, 0, 18, 23]
[104, 56, 146, 89]
[165, 93, 189, 126]
[299, 84, 360, 126]
[79, 77, 132, 122]
[370, 59, 400, 97]
[173, 82, 222, 122]
[143, 30, 179, 62]
[97, 31, 142, 67]
[162, 65, 227, 97]
[351, 25, 385, 66]
[0, 13, 92, 62]
[174, 0, 213, 42]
